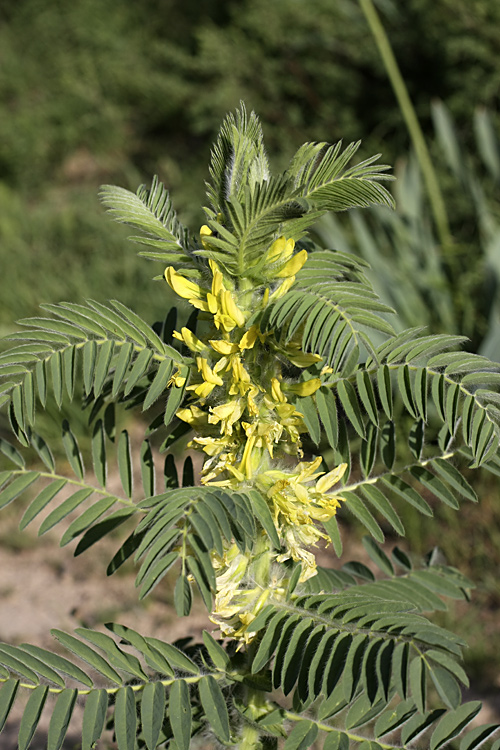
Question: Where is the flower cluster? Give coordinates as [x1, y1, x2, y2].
[164, 232, 347, 640]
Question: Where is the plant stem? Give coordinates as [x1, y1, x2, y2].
[239, 687, 268, 750]
[358, 0, 453, 251]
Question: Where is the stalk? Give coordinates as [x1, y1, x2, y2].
[358, 0, 453, 252]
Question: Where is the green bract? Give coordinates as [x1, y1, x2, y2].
[0, 105, 499, 749]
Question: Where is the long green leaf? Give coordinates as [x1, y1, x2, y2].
[114, 686, 137, 750]
[18, 685, 48, 750]
[169, 679, 192, 750]
[81, 689, 108, 750]
[0, 679, 18, 732]
[47, 688, 78, 750]
[198, 675, 230, 743]
[141, 681, 166, 750]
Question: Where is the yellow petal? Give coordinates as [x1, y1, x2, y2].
[209, 260, 225, 298]
[165, 267, 205, 299]
[267, 236, 295, 263]
[239, 326, 258, 350]
[210, 339, 238, 355]
[206, 292, 219, 314]
[315, 463, 347, 494]
[269, 276, 296, 302]
[197, 357, 224, 385]
[239, 435, 257, 478]
[173, 327, 207, 353]
[276, 249, 308, 278]
[266, 236, 286, 262]
[296, 456, 322, 482]
[176, 405, 207, 426]
[221, 290, 246, 327]
[200, 224, 213, 249]
[286, 351, 323, 368]
[213, 355, 230, 373]
[270, 377, 286, 403]
[188, 298, 211, 312]
[285, 378, 322, 397]
[188, 381, 216, 398]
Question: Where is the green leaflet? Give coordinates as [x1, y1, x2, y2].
[323, 731, 350, 750]
[20, 644, 93, 686]
[401, 708, 447, 745]
[61, 419, 84, 480]
[0, 644, 64, 687]
[82, 689, 108, 750]
[374, 698, 417, 738]
[75, 628, 147, 680]
[31, 431, 56, 472]
[337, 379, 365, 438]
[140, 440, 156, 497]
[141, 682, 166, 750]
[145, 639, 199, 675]
[360, 484, 404, 536]
[345, 694, 387, 730]
[18, 685, 48, 750]
[118, 430, 133, 498]
[283, 720, 318, 750]
[47, 689, 78, 750]
[38, 488, 93, 536]
[174, 573, 193, 616]
[317, 386, 339, 449]
[361, 536, 394, 577]
[0, 471, 39, 510]
[114, 686, 137, 750]
[430, 702, 482, 750]
[198, 676, 230, 743]
[94, 339, 115, 397]
[51, 631, 123, 685]
[0, 679, 19, 732]
[169, 679, 192, 750]
[124, 348, 153, 396]
[459, 723, 500, 750]
[0, 646, 39, 684]
[409, 656, 427, 714]
[342, 491, 384, 542]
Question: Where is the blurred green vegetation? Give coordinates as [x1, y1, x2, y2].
[2, 0, 499, 322]
[1, 0, 500, 697]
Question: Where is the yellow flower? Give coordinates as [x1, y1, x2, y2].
[256, 459, 347, 577]
[229, 357, 252, 396]
[283, 378, 322, 397]
[209, 544, 274, 644]
[208, 399, 244, 435]
[197, 356, 224, 386]
[266, 236, 295, 264]
[209, 339, 239, 355]
[242, 418, 284, 459]
[276, 248, 308, 278]
[239, 325, 259, 350]
[239, 434, 257, 478]
[282, 342, 323, 368]
[269, 276, 296, 302]
[200, 224, 213, 249]
[167, 368, 187, 388]
[176, 405, 208, 427]
[195, 435, 237, 457]
[164, 267, 205, 301]
[172, 327, 207, 353]
[270, 377, 286, 403]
